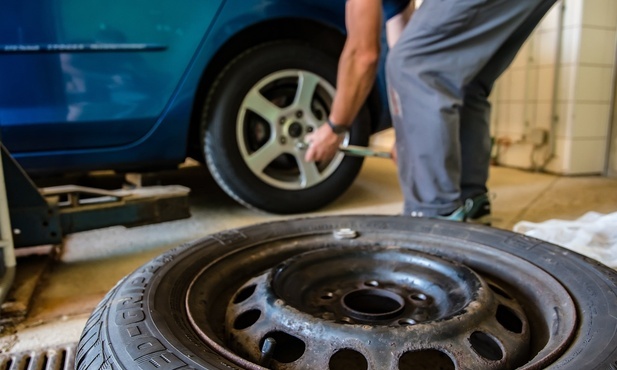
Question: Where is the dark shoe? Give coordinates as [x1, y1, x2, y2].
[435, 204, 468, 222]
[436, 193, 491, 225]
[466, 193, 492, 225]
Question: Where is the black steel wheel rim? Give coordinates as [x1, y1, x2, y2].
[184, 220, 577, 370]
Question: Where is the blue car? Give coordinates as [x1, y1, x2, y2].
[0, 0, 391, 214]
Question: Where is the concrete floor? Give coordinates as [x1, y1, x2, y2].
[2, 130, 617, 355]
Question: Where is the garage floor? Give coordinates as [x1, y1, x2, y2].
[2, 130, 617, 358]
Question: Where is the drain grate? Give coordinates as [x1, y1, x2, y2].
[0, 343, 75, 370]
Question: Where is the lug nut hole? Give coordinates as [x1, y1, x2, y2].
[469, 331, 503, 361]
[261, 331, 305, 364]
[399, 350, 455, 370]
[233, 309, 261, 330]
[496, 304, 523, 333]
[329, 349, 368, 370]
[233, 284, 256, 304]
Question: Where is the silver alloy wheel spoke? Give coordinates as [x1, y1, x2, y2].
[246, 140, 285, 174]
[244, 88, 282, 124]
[297, 158, 322, 188]
[293, 71, 321, 110]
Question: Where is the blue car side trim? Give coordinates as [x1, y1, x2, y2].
[0, 43, 168, 53]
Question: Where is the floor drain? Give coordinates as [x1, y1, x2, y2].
[0, 343, 76, 370]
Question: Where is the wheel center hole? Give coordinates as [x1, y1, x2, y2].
[287, 122, 303, 138]
[342, 289, 404, 322]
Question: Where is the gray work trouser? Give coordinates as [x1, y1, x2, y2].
[386, 0, 558, 217]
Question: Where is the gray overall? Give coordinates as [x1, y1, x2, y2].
[386, 0, 558, 217]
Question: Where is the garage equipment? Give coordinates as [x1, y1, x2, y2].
[1, 143, 191, 249]
[0, 143, 15, 305]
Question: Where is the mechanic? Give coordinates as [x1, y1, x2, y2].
[305, 0, 557, 222]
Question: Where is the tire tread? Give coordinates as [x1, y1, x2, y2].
[75, 285, 118, 370]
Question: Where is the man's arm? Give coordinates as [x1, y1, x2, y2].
[304, 0, 383, 162]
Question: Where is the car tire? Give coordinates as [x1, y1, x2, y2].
[201, 42, 371, 214]
[76, 216, 617, 370]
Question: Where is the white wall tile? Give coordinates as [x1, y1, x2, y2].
[544, 138, 570, 173]
[539, 3, 562, 31]
[570, 103, 612, 138]
[489, 0, 616, 174]
[537, 29, 559, 66]
[564, 0, 583, 28]
[579, 28, 617, 65]
[573, 66, 614, 102]
[509, 68, 527, 102]
[567, 138, 608, 173]
[556, 102, 575, 138]
[534, 102, 554, 132]
[526, 67, 540, 102]
[560, 27, 580, 65]
[508, 103, 528, 134]
[497, 142, 534, 169]
[495, 71, 512, 102]
[557, 65, 577, 101]
[537, 66, 556, 102]
[582, 0, 617, 29]
[492, 103, 529, 143]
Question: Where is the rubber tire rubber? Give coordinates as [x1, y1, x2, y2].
[202, 42, 371, 214]
[75, 216, 617, 370]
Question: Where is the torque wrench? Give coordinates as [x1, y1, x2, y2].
[338, 145, 392, 159]
[297, 142, 393, 159]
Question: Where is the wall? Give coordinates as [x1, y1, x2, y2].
[609, 75, 617, 176]
[490, 0, 617, 175]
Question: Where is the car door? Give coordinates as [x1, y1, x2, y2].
[0, 0, 225, 154]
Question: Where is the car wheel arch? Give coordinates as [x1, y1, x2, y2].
[185, 18, 390, 163]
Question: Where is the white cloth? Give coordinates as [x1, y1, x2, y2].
[514, 212, 617, 269]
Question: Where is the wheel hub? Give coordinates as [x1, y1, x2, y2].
[287, 122, 304, 138]
[341, 288, 405, 322]
[235, 69, 346, 190]
[224, 247, 531, 369]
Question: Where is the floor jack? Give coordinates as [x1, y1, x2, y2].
[0, 143, 191, 305]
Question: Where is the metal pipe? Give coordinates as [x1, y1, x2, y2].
[539, 0, 566, 171]
[0, 141, 16, 305]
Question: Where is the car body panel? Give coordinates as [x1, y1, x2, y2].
[1, 0, 226, 153]
[0, 0, 390, 174]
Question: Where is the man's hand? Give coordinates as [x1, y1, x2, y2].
[304, 124, 344, 162]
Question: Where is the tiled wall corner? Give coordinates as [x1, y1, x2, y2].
[490, 0, 617, 175]
[543, 138, 570, 173]
[566, 138, 609, 174]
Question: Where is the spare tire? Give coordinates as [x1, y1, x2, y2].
[76, 216, 617, 370]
